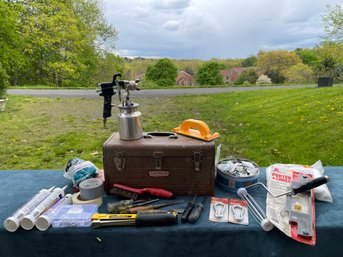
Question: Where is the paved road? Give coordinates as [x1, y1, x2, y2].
[8, 85, 316, 98]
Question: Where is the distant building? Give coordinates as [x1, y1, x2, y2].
[220, 67, 246, 83]
[176, 71, 195, 86]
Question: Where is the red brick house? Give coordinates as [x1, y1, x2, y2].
[220, 67, 246, 83]
[176, 71, 195, 86]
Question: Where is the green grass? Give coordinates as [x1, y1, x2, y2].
[1, 86, 342, 170]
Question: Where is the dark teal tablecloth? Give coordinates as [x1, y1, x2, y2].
[0, 167, 342, 257]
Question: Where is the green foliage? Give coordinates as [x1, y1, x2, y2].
[0, 62, 9, 98]
[93, 53, 124, 82]
[196, 62, 223, 85]
[184, 66, 194, 75]
[334, 64, 343, 82]
[257, 50, 301, 83]
[284, 63, 314, 83]
[0, 0, 117, 87]
[0, 1, 25, 86]
[241, 56, 257, 67]
[323, 4, 343, 42]
[234, 68, 257, 85]
[294, 48, 320, 67]
[145, 58, 177, 86]
[265, 70, 285, 84]
[313, 42, 343, 78]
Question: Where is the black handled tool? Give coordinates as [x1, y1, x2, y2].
[97, 73, 140, 127]
[293, 176, 328, 195]
[91, 212, 178, 228]
[98, 73, 121, 126]
[275, 176, 329, 197]
[181, 195, 196, 223]
[187, 197, 207, 223]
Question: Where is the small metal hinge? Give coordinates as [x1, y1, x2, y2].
[113, 152, 125, 171]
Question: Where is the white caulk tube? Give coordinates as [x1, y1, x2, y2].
[20, 185, 68, 230]
[3, 187, 55, 232]
[35, 193, 72, 231]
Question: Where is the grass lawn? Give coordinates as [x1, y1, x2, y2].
[0, 86, 342, 170]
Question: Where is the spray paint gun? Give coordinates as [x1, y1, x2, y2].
[98, 73, 143, 140]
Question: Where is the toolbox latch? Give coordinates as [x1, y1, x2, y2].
[114, 152, 126, 171]
[193, 152, 203, 172]
[153, 151, 163, 170]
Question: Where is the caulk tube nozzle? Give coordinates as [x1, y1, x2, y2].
[4, 187, 53, 232]
[35, 194, 72, 231]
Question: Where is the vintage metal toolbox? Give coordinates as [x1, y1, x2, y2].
[103, 132, 215, 195]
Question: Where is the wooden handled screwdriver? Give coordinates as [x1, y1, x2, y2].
[125, 200, 184, 214]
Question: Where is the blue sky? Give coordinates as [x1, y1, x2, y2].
[103, 0, 342, 59]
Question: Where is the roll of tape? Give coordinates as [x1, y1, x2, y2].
[72, 192, 103, 207]
[79, 178, 104, 200]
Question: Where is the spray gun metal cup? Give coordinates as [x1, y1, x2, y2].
[237, 187, 274, 232]
[97, 73, 143, 140]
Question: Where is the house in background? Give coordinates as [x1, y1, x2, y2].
[176, 71, 195, 86]
[220, 67, 246, 83]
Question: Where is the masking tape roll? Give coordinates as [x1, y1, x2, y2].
[72, 192, 103, 207]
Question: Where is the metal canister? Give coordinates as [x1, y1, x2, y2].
[215, 158, 259, 192]
[118, 103, 143, 140]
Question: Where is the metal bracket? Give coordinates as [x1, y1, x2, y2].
[153, 151, 163, 170]
[193, 152, 203, 172]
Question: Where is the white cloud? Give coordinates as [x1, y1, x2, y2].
[103, 0, 342, 59]
[151, 0, 192, 10]
[163, 20, 183, 30]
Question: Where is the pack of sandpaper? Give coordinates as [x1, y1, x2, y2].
[102, 132, 215, 195]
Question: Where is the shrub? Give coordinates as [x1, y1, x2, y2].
[266, 70, 285, 84]
[196, 62, 223, 85]
[256, 75, 272, 85]
[234, 68, 257, 85]
[145, 58, 177, 87]
[284, 63, 314, 83]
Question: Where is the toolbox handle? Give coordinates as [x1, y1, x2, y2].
[144, 132, 178, 139]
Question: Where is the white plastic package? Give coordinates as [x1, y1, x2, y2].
[266, 161, 333, 203]
[311, 160, 333, 203]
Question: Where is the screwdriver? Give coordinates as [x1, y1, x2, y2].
[125, 200, 184, 214]
[117, 199, 159, 214]
[107, 199, 136, 213]
[187, 197, 207, 223]
[181, 195, 196, 223]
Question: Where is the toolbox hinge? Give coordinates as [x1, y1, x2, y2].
[193, 152, 203, 172]
[113, 152, 126, 171]
[153, 151, 163, 170]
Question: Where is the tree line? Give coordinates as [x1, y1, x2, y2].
[0, 2, 342, 88]
[0, 0, 117, 87]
